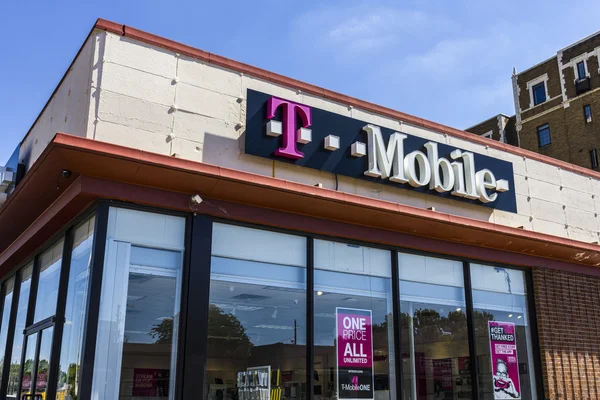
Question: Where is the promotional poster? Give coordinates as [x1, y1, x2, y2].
[488, 321, 521, 399]
[132, 368, 170, 397]
[336, 308, 374, 400]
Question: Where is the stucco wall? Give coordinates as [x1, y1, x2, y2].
[41, 31, 600, 244]
[19, 36, 95, 170]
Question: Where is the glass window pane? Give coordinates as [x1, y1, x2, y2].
[92, 208, 185, 400]
[577, 62, 586, 79]
[20, 335, 37, 396]
[399, 254, 471, 400]
[537, 124, 551, 147]
[7, 264, 33, 399]
[206, 224, 307, 400]
[56, 216, 95, 400]
[470, 264, 536, 400]
[34, 239, 64, 322]
[584, 105, 592, 122]
[532, 83, 546, 105]
[36, 327, 53, 396]
[315, 240, 395, 400]
[0, 278, 15, 389]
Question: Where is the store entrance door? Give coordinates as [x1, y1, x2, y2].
[17, 321, 54, 399]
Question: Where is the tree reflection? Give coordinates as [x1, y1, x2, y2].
[400, 309, 495, 343]
[207, 304, 253, 358]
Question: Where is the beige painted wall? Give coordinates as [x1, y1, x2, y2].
[19, 35, 95, 170]
[19, 30, 600, 245]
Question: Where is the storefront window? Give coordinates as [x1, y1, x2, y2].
[91, 208, 185, 400]
[34, 239, 64, 323]
[35, 327, 53, 396]
[0, 277, 15, 389]
[470, 264, 536, 399]
[314, 240, 395, 400]
[56, 216, 95, 400]
[6, 263, 33, 399]
[206, 224, 307, 400]
[398, 253, 471, 400]
[20, 335, 36, 396]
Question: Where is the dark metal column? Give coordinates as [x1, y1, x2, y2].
[78, 202, 110, 400]
[391, 251, 404, 399]
[463, 261, 480, 400]
[306, 237, 315, 400]
[46, 226, 75, 400]
[181, 214, 213, 398]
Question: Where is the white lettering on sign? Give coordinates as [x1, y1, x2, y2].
[363, 124, 509, 203]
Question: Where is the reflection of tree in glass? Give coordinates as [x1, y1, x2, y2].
[372, 313, 393, 351]
[400, 309, 496, 344]
[58, 362, 79, 399]
[207, 304, 253, 358]
[399, 309, 470, 343]
[150, 318, 174, 344]
[474, 311, 496, 336]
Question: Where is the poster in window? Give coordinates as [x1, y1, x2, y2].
[132, 368, 170, 397]
[488, 321, 521, 399]
[336, 307, 374, 400]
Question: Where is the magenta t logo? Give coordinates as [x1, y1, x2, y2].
[266, 96, 312, 160]
[351, 375, 359, 389]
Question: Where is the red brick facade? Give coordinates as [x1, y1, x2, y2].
[533, 268, 600, 399]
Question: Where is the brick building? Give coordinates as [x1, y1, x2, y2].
[468, 31, 600, 171]
[3, 18, 600, 400]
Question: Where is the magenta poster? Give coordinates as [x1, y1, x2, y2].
[336, 307, 374, 399]
[488, 321, 521, 399]
[132, 368, 170, 397]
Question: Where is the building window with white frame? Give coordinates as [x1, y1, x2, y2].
[527, 75, 549, 108]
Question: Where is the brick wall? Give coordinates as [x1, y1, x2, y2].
[519, 91, 600, 168]
[466, 116, 500, 139]
[562, 36, 600, 63]
[517, 58, 561, 113]
[533, 267, 600, 399]
[520, 107, 570, 163]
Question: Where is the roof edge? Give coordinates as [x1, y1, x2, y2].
[52, 132, 600, 256]
[93, 19, 600, 183]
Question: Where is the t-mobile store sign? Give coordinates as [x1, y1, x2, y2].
[245, 89, 517, 212]
[336, 308, 374, 400]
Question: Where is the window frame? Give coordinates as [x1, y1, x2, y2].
[0, 206, 96, 399]
[526, 74, 549, 108]
[537, 123, 551, 148]
[532, 82, 546, 106]
[0, 203, 547, 400]
[205, 217, 545, 400]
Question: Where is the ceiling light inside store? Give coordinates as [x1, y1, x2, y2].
[508, 314, 513, 318]
[456, 308, 462, 312]
[317, 291, 323, 296]
[517, 315, 522, 319]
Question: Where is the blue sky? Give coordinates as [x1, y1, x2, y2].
[1, 0, 600, 163]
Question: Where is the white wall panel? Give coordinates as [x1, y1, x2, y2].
[212, 223, 306, 267]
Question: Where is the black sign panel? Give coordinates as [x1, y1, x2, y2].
[245, 89, 517, 213]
